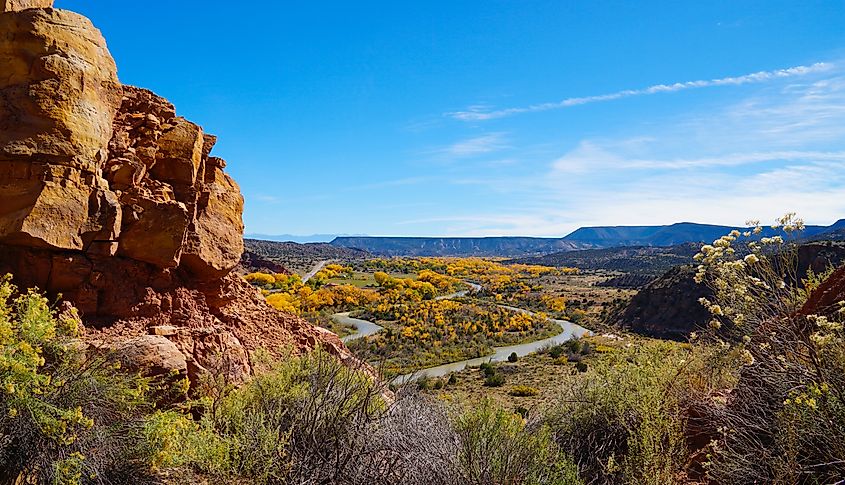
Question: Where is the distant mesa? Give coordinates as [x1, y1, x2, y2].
[328, 220, 845, 257]
[330, 236, 582, 257]
[244, 233, 368, 244]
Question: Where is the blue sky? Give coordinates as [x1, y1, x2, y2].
[58, 1, 845, 237]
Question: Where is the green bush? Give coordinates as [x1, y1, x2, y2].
[508, 352, 519, 363]
[148, 349, 387, 484]
[544, 342, 716, 484]
[417, 375, 433, 390]
[484, 373, 505, 387]
[0, 274, 160, 485]
[454, 401, 581, 484]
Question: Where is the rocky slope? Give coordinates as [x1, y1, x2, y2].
[245, 238, 369, 274]
[512, 243, 700, 276]
[0, 1, 350, 383]
[612, 243, 845, 339]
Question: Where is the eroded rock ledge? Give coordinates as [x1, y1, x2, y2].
[0, 4, 351, 383]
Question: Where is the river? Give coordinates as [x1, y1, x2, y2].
[332, 281, 591, 385]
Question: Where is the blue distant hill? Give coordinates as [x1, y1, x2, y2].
[245, 233, 367, 244]
[328, 220, 845, 257]
[561, 221, 837, 247]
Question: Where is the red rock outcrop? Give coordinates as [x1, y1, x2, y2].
[800, 264, 845, 317]
[0, 2, 352, 383]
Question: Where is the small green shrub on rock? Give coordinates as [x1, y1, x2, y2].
[484, 373, 505, 387]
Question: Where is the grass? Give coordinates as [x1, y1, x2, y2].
[428, 334, 637, 411]
[326, 271, 418, 288]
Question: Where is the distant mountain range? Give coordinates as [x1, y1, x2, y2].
[244, 233, 367, 244]
[329, 236, 584, 257]
[329, 220, 845, 257]
[562, 221, 845, 247]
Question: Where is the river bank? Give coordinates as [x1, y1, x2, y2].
[331, 281, 591, 384]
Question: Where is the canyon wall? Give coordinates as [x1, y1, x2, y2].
[0, 2, 350, 382]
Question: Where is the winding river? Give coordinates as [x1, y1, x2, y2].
[333, 281, 591, 385]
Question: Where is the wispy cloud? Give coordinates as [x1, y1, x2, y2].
[254, 194, 281, 203]
[354, 176, 432, 190]
[438, 132, 509, 157]
[552, 142, 845, 173]
[431, 73, 845, 236]
[448, 62, 833, 121]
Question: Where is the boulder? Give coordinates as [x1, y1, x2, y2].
[0, 9, 121, 250]
[181, 165, 245, 279]
[117, 335, 187, 377]
[151, 118, 204, 186]
[118, 190, 191, 268]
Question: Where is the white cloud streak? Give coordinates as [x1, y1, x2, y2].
[438, 132, 509, 157]
[449, 62, 833, 121]
[552, 142, 845, 173]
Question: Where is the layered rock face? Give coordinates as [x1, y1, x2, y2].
[0, 3, 350, 383]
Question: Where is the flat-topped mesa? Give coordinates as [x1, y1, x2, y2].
[1, 0, 53, 12]
[0, 5, 351, 384]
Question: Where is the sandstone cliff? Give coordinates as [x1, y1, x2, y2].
[0, 1, 350, 383]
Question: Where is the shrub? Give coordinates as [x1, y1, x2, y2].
[484, 373, 505, 387]
[509, 385, 539, 397]
[149, 349, 388, 484]
[594, 344, 616, 353]
[454, 401, 581, 484]
[351, 390, 462, 485]
[417, 375, 433, 390]
[693, 215, 845, 482]
[548, 345, 565, 359]
[543, 342, 721, 484]
[447, 373, 458, 385]
[508, 352, 519, 363]
[562, 338, 586, 355]
[479, 362, 496, 377]
[0, 274, 160, 484]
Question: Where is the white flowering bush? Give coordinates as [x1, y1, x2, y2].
[692, 214, 845, 483]
[693, 213, 808, 344]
